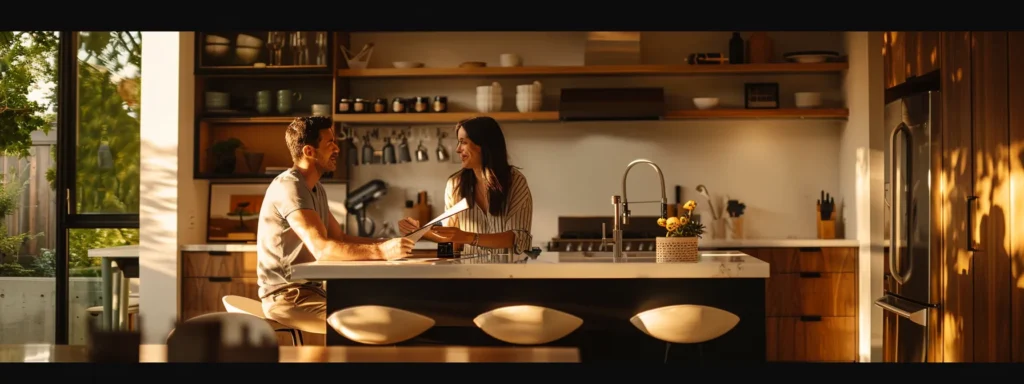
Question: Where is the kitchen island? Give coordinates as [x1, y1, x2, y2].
[291, 250, 769, 363]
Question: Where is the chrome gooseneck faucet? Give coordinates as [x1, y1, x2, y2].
[605, 159, 668, 260]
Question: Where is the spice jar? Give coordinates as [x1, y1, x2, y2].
[413, 96, 430, 113]
[373, 98, 387, 113]
[432, 96, 448, 112]
[337, 98, 352, 113]
[353, 98, 368, 113]
[391, 97, 406, 113]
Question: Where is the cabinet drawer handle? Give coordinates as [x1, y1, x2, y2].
[209, 251, 231, 256]
[798, 247, 822, 252]
[800, 316, 823, 322]
[799, 272, 822, 278]
[208, 277, 232, 282]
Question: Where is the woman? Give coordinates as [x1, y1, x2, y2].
[399, 116, 533, 258]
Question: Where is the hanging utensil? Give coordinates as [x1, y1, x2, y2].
[398, 129, 412, 163]
[695, 184, 719, 220]
[361, 129, 376, 165]
[382, 133, 396, 165]
[436, 127, 450, 162]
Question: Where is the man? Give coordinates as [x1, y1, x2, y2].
[256, 116, 413, 336]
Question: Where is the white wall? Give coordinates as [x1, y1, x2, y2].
[139, 32, 205, 344]
[840, 32, 886, 362]
[345, 32, 848, 243]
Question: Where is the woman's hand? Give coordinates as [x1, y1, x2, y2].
[430, 227, 474, 244]
[398, 217, 420, 236]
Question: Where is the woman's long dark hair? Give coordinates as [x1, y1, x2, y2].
[451, 116, 518, 216]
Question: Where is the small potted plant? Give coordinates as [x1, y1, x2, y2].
[209, 138, 244, 175]
[655, 200, 706, 263]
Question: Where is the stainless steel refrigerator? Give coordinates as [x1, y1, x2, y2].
[875, 71, 942, 363]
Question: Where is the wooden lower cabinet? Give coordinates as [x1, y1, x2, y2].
[748, 247, 859, 362]
[179, 250, 325, 346]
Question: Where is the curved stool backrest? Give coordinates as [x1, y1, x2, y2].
[166, 312, 279, 362]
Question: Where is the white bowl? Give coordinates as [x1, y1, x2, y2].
[393, 61, 424, 69]
[204, 43, 229, 57]
[236, 47, 260, 65]
[693, 97, 719, 110]
[236, 34, 262, 48]
[794, 92, 823, 108]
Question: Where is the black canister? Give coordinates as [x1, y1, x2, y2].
[432, 96, 448, 112]
[337, 98, 352, 113]
[353, 98, 369, 113]
[413, 96, 430, 113]
[391, 97, 407, 113]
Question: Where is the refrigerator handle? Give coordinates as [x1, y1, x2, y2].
[888, 123, 913, 284]
[966, 196, 980, 251]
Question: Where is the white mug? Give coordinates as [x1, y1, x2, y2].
[311, 104, 330, 116]
[499, 53, 521, 67]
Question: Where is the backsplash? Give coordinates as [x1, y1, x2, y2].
[348, 118, 843, 245]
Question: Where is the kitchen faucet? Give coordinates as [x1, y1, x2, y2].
[602, 159, 668, 260]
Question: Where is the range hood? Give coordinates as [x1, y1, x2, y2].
[557, 87, 665, 121]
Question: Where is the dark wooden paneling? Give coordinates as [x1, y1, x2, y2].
[970, 31, 1012, 363]
[324, 278, 766, 363]
[940, 31, 974, 363]
[1007, 31, 1024, 363]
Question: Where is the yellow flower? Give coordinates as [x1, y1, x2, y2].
[678, 216, 689, 225]
[657, 218, 666, 227]
[665, 217, 680, 232]
[682, 200, 697, 211]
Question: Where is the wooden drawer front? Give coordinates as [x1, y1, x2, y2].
[182, 251, 257, 278]
[766, 273, 855, 317]
[766, 317, 857, 362]
[769, 247, 856, 274]
[181, 277, 259, 320]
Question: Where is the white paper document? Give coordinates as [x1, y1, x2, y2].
[403, 198, 469, 242]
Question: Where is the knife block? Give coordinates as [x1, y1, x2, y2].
[816, 206, 836, 239]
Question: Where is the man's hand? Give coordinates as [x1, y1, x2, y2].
[398, 217, 420, 236]
[430, 227, 473, 244]
[377, 237, 415, 260]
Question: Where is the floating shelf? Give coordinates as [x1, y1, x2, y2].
[336, 63, 849, 78]
[201, 115, 309, 124]
[332, 109, 848, 124]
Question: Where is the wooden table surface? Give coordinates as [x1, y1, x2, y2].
[0, 344, 580, 363]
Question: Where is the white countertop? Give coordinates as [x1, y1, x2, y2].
[180, 238, 858, 253]
[289, 250, 769, 280]
[88, 244, 139, 258]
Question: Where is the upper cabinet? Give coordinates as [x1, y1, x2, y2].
[883, 31, 940, 89]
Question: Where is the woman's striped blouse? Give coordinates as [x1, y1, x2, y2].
[443, 168, 533, 259]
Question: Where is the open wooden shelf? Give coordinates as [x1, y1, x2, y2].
[665, 108, 849, 119]
[336, 63, 849, 78]
[201, 115, 310, 124]
[332, 108, 849, 124]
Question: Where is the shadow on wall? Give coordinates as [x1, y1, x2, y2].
[139, 127, 187, 340]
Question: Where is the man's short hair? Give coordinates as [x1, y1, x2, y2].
[285, 116, 334, 161]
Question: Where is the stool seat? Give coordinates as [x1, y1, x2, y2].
[221, 295, 305, 346]
[473, 305, 582, 345]
[327, 305, 435, 345]
[630, 304, 740, 344]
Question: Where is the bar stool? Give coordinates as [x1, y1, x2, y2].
[327, 305, 435, 345]
[221, 295, 305, 346]
[629, 304, 740, 363]
[473, 305, 583, 345]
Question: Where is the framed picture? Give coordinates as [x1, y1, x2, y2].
[744, 82, 780, 109]
[206, 182, 348, 242]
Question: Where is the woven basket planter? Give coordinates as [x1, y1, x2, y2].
[655, 236, 700, 263]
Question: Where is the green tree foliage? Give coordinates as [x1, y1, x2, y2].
[0, 32, 142, 277]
